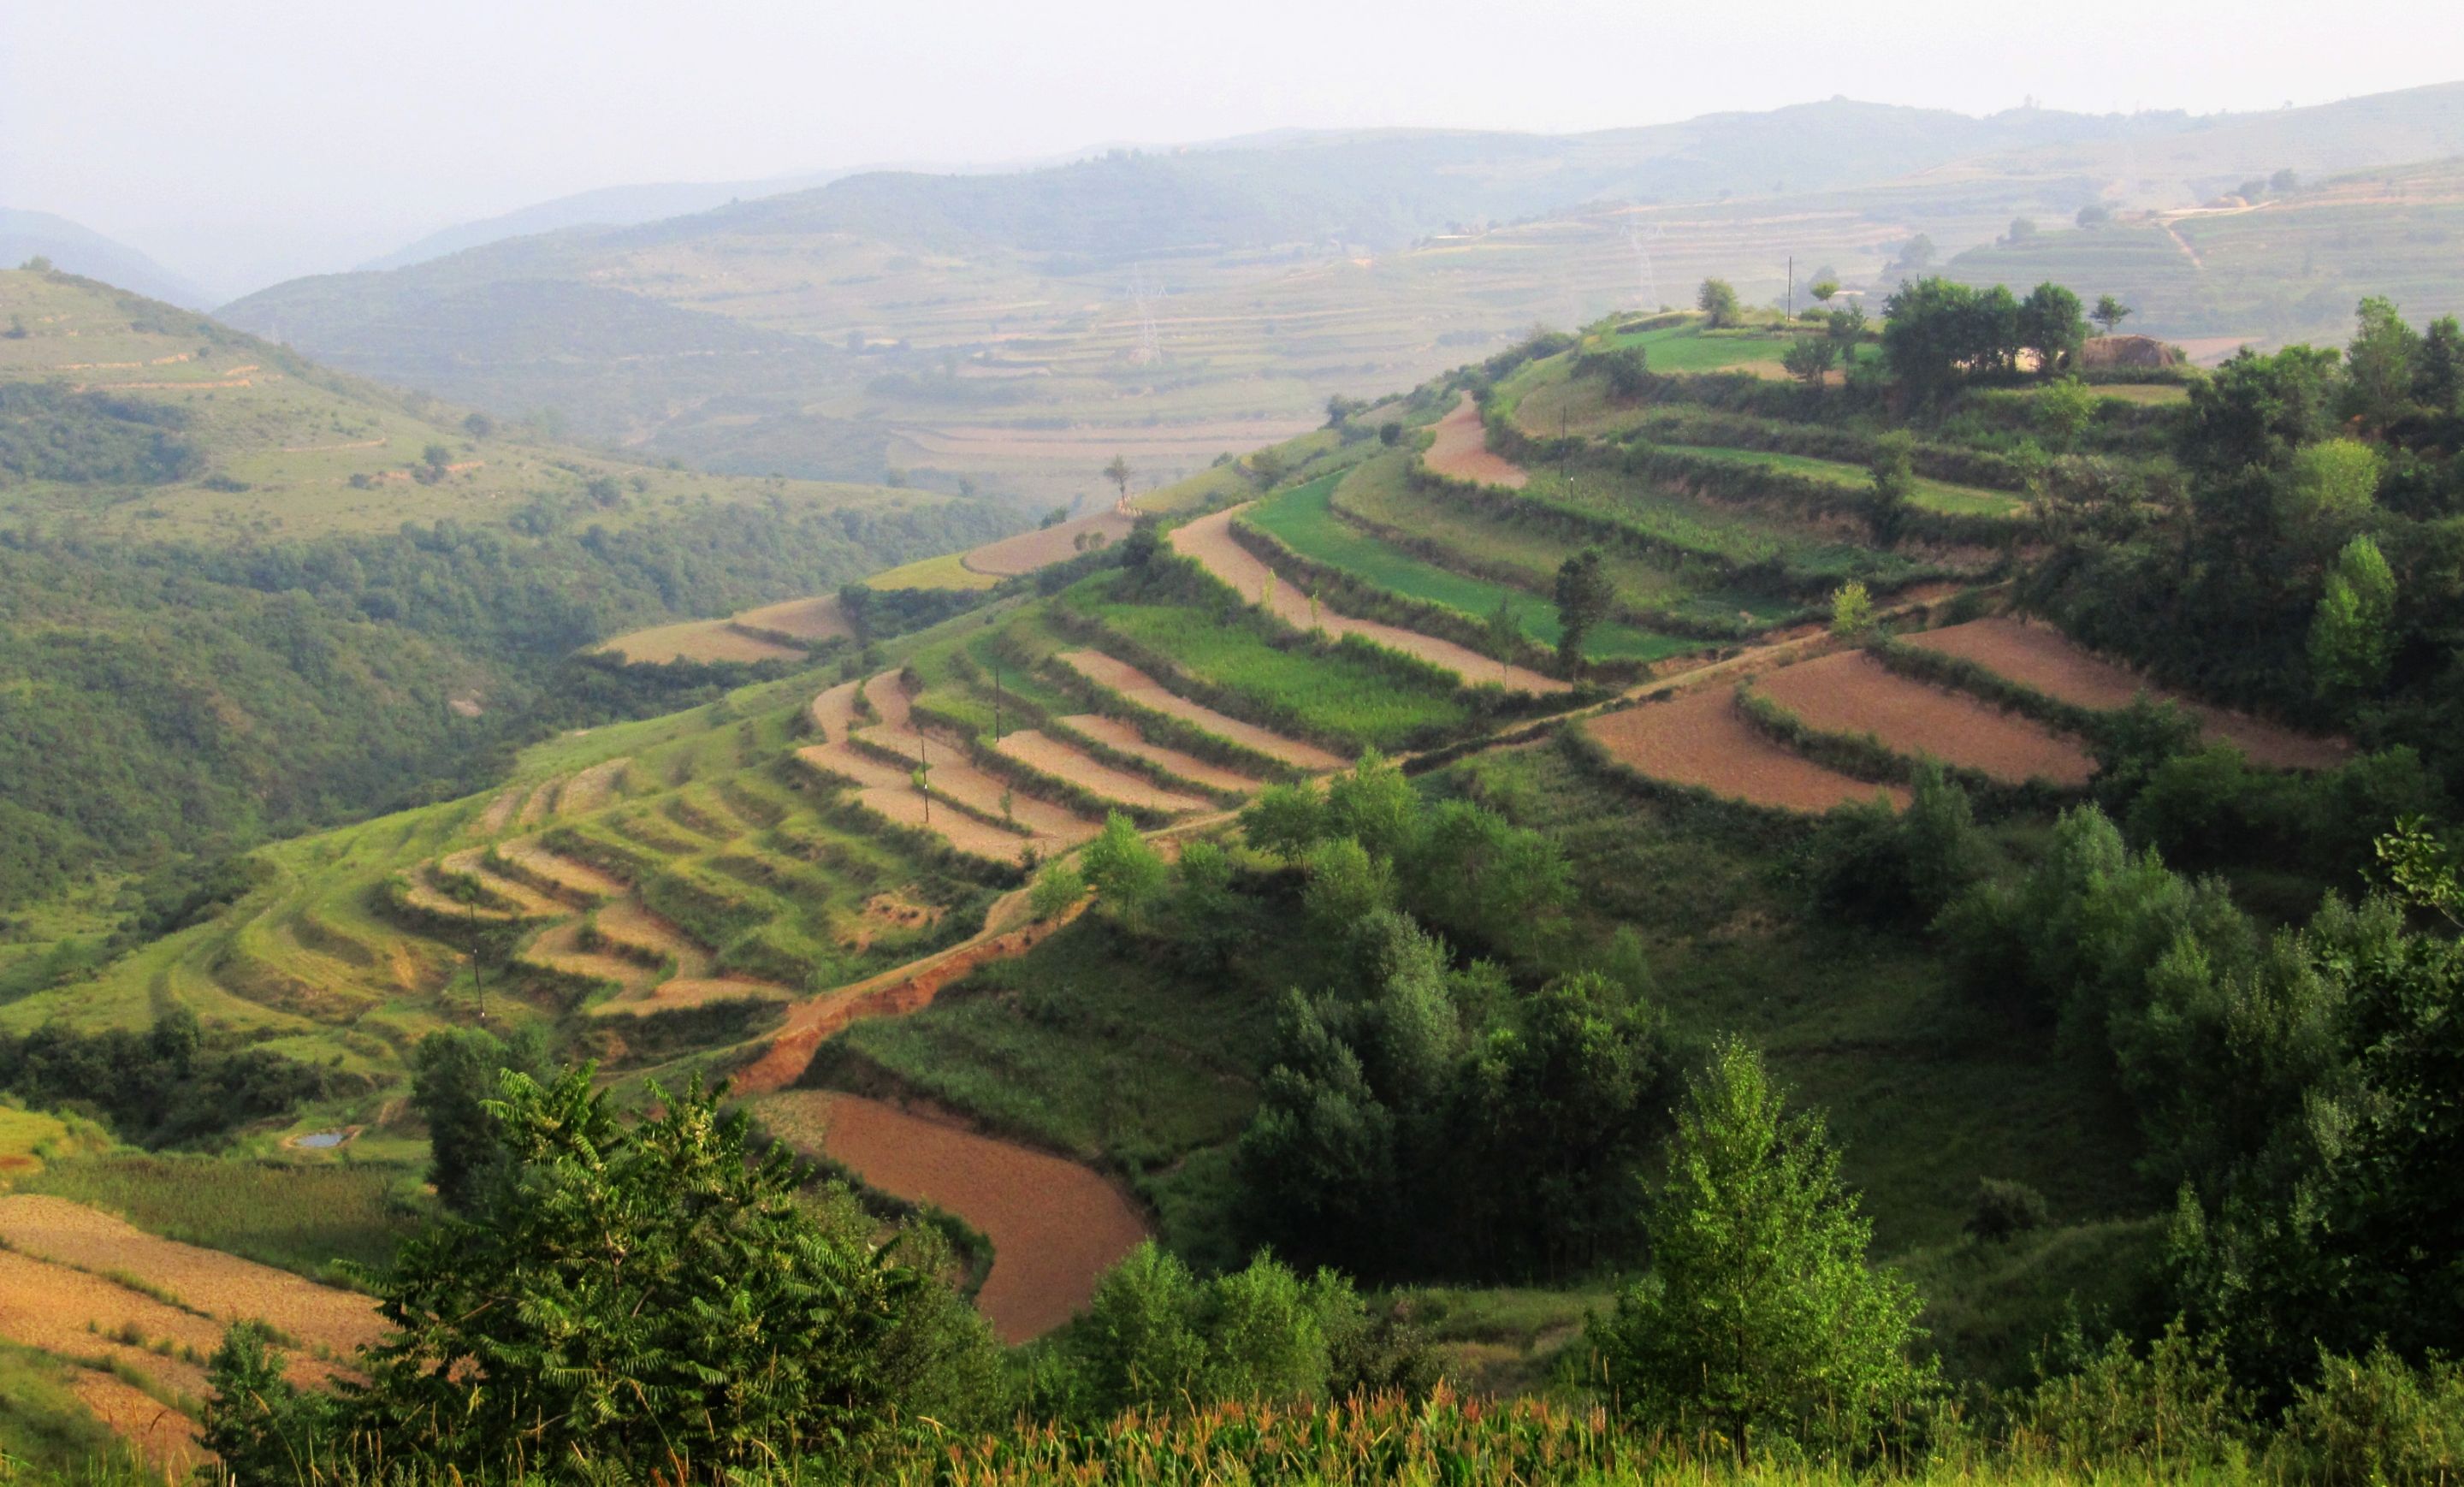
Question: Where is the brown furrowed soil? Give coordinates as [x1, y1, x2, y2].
[1756, 650, 2095, 786]
[438, 850, 568, 918]
[1907, 616, 2349, 771]
[556, 756, 632, 815]
[734, 594, 850, 642]
[525, 921, 657, 998]
[595, 618, 803, 665]
[608, 975, 791, 1016]
[514, 778, 561, 827]
[1056, 650, 1346, 771]
[852, 675, 1101, 855]
[0, 1196, 388, 1360]
[797, 740, 913, 791]
[1172, 507, 1567, 693]
[499, 839, 629, 899]
[1058, 714, 1262, 794]
[592, 898, 707, 973]
[992, 730, 1207, 813]
[754, 1091, 1148, 1344]
[851, 786, 1047, 862]
[1423, 390, 1528, 489]
[963, 510, 1136, 576]
[0, 1246, 224, 1399]
[70, 1370, 206, 1475]
[398, 873, 522, 921]
[1584, 687, 1908, 813]
[807, 679, 864, 741]
[476, 787, 522, 835]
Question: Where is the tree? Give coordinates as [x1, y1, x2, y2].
[2092, 294, 2133, 336]
[1484, 594, 1524, 684]
[1102, 454, 1134, 507]
[1377, 419, 1404, 447]
[1552, 548, 1614, 673]
[1119, 515, 1163, 572]
[1782, 335, 1837, 390]
[409, 1027, 544, 1215]
[2076, 203, 2112, 228]
[461, 412, 495, 440]
[2035, 376, 2098, 450]
[1246, 447, 1289, 489]
[2281, 437, 2384, 538]
[1865, 430, 1915, 545]
[1697, 278, 1742, 329]
[270, 1071, 930, 1477]
[1240, 782, 1327, 862]
[1829, 580, 1875, 637]
[2414, 315, 2464, 414]
[2343, 296, 2420, 435]
[2018, 281, 2088, 376]
[1029, 861, 1086, 920]
[1082, 811, 1170, 930]
[2007, 216, 2040, 243]
[2308, 533, 2396, 696]
[1809, 279, 1839, 303]
[1590, 1040, 1930, 1458]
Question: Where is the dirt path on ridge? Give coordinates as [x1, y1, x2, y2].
[1423, 389, 1528, 488]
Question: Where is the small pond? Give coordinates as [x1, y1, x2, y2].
[295, 1130, 349, 1149]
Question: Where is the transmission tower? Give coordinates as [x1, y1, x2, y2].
[1624, 216, 1665, 314]
[1126, 275, 1164, 364]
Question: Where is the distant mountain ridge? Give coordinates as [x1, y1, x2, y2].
[0, 209, 217, 308]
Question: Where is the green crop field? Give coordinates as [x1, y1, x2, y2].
[1063, 572, 1474, 750]
[1521, 465, 1938, 588]
[1596, 317, 1801, 370]
[1653, 443, 2025, 516]
[21, 1155, 427, 1283]
[1247, 471, 1706, 661]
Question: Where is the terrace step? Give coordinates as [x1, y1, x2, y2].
[1058, 714, 1263, 796]
[1581, 687, 1906, 815]
[992, 729, 1209, 814]
[1054, 649, 1345, 772]
[1753, 650, 2094, 788]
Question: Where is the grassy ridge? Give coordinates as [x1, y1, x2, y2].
[1652, 443, 2024, 517]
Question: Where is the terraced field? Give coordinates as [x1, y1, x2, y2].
[1423, 392, 1526, 488]
[963, 509, 1135, 576]
[1582, 686, 1908, 813]
[1652, 444, 2025, 518]
[754, 1091, 1149, 1344]
[1906, 617, 2348, 770]
[1054, 651, 1346, 772]
[1754, 651, 2095, 787]
[1247, 469, 1705, 663]
[1171, 506, 1568, 692]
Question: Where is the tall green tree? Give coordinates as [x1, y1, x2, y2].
[2018, 281, 2089, 376]
[1697, 278, 1742, 329]
[2308, 533, 2397, 696]
[2343, 296, 2421, 435]
[1590, 1040, 1930, 1458]
[2092, 294, 2132, 336]
[1865, 431, 1916, 545]
[1552, 548, 1614, 672]
[1782, 335, 1837, 390]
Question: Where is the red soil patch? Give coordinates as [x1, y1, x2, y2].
[993, 730, 1207, 813]
[1906, 617, 2348, 772]
[1174, 507, 1566, 693]
[0, 1195, 388, 1361]
[1584, 688, 1907, 813]
[737, 908, 1076, 1094]
[807, 679, 863, 741]
[1423, 390, 1528, 489]
[1755, 651, 2095, 786]
[1059, 714, 1261, 794]
[964, 510, 1136, 577]
[755, 1091, 1147, 1342]
[1056, 650, 1345, 771]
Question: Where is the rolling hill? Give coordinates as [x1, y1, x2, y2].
[0, 209, 216, 309]
[214, 86, 2464, 507]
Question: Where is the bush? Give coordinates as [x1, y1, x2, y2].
[1964, 1178, 2051, 1243]
[2274, 1348, 2464, 1486]
[1029, 861, 1087, 920]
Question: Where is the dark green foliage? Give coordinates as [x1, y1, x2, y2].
[1866, 429, 1916, 543]
[2017, 282, 2088, 378]
[0, 1009, 339, 1146]
[1551, 548, 1615, 671]
[406, 1025, 548, 1215]
[1801, 764, 1986, 928]
[205, 1069, 984, 1479]
[1590, 1040, 1932, 1458]
[0, 383, 202, 484]
[2008, 1320, 2251, 1472]
[1883, 276, 2023, 403]
[1964, 1178, 2051, 1243]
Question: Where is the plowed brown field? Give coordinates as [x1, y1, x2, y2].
[1423, 390, 1527, 489]
[963, 510, 1135, 576]
[1171, 507, 1567, 693]
[1584, 688, 1907, 813]
[500, 839, 629, 899]
[70, 1371, 205, 1475]
[993, 730, 1206, 812]
[0, 1196, 388, 1360]
[1059, 714, 1261, 794]
[596, 618, 803, 665]
[1906, 617, 2348, 771]
[734, 594, 850, 641]
[557, 756, 632, 815]
[1056, 650, 1346, 771]
[807, 679, 863, 741]
[754, 1092, 1147, 1344]
[1755, 651, 2095, 786]
[525, 921, 657, 997]
[850, 674, 1100, 854]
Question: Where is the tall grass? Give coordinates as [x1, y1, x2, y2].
[21, 1155, 424, 1284]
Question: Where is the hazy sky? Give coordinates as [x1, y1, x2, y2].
[9, 0, 2464, 298]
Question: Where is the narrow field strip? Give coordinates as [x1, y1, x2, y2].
[963, 509, 1134, 576]
[1423, 390, 1527, 488]
[992, 730, 1208, 813]
[1906, 617, 2348, 771]
[70, 1370, 206, 1476]
[499, 840, 629, 899]
[1055, 650, 1346, 771]
[754, 1091, 1149, 1345]
[557, 756, 633, 815]
[1172, 507, 1567, 692]
[1058, 714, 1262, 794]
[808, 679, 863, 740]
[1584, 688, 1907, 813]
[1654, 443, 2023, 517]
[853, 674, 1102, 853]
[438, 851, 568, 918]
[525, 921, 658, 998]
[1754, 651, 2095, 787]
[733, 594, 850, 641]
[0, 1195, 389, 1360]
[1259, 470, 1699, 662]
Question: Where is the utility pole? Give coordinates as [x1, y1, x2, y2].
[993, 664, 1004, 742]
[1787, 255, 1794, 320]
